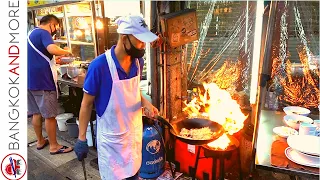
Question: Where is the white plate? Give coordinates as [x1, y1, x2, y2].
[285, 147, 320, 168]
[273, 126, 298, 138]
[287, 135, 320, 156]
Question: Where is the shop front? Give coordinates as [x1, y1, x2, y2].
[27, 1, 101, 147]
[29, 1, 97, 62]
[151, 1, 319, 180]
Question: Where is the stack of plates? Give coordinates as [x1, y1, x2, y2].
[286, 135, 320, 168]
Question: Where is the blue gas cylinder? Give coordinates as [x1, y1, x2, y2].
[139, 117, 165, 179]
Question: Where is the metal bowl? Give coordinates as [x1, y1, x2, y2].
[67, 66, 81, 78]
[58, 65, 68, 76]
[61, 57, 75, 63]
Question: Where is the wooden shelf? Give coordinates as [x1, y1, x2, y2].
[70, 40, 94, 45]
[54, 40, 94, 45]
[66, 13, 92, 17]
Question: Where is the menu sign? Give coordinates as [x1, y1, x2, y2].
[27, 0, 67, 8]
[27, 0, 47, 7]
[35, 6, 63, 16]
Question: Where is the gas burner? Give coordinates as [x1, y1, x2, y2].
[192, 136, 242, 180]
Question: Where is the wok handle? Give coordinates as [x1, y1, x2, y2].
[155, 115, 176, 133]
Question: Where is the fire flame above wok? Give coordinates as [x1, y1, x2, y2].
[183, 83, 248, 150]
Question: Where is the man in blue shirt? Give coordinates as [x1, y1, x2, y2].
[74, 15, 160, 180]
[28, 14, 73, 155]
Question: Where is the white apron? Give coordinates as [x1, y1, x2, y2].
[27, 28, 59, 98]
[97, 50, 142, 180]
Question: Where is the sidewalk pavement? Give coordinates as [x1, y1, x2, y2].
[27, 118, 100, 180]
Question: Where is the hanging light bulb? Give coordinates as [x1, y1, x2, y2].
[75, 29, 83, 36]
[96, 19, 103, 30]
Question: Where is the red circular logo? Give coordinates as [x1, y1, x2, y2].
[1, 153, 27, 180]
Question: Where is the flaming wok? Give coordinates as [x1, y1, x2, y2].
[156, 116, 225, 145]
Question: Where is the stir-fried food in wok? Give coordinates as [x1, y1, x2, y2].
[179, 127, 215, 140]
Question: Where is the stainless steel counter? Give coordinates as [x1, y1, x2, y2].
[255, 110, 319, 178]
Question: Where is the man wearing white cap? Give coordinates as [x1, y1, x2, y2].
[74, 15, 160, 180]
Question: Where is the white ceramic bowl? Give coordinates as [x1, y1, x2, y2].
[283, 106, 311, 116]
[283, 114, 314, 130]
[273, 126, 298, 138]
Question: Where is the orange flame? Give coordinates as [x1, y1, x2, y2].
[183, 82, 248, 149]
[207, 134, 231, 150]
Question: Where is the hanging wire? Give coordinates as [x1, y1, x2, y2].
[188, 2, 256, 84]
[197, 9, 251, 82]
[188, 1, 216, 85]
[293, 1, 312, 65]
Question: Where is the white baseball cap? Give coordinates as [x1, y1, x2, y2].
[116, 15, 158, 43]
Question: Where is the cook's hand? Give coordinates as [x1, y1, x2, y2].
[66, 51, 73, 56]
[143, 103, 159, 118]
[63, 47, 73, 56]
[74, 139, 89, 161]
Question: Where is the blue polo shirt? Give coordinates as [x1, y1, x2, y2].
[83, 46, 144, 117]
[28, 28, 56, 91]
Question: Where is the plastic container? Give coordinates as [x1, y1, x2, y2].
[56, 113, 74, 132]
[66, 117, 79, 138]
[76, 120, 96, 146]
[265, 83, 278, 110]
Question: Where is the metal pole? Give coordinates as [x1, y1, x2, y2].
[82, 159, 87, 180]
[90, 1, 98, 57]
[151, 1, 160, 109]
[63, 5, 72, 51]
[249, 1, 278, 179]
